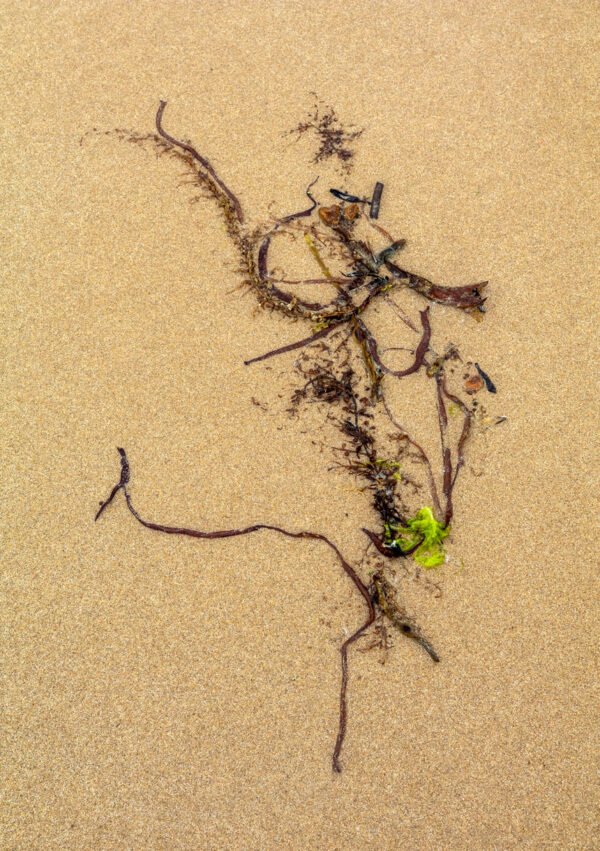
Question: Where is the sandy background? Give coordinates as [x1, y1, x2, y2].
[2, 2, 599, 849]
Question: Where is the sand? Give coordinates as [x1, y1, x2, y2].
[2, 2, 599, 848]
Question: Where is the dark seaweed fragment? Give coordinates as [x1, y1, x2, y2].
[475, 362, 497, 393]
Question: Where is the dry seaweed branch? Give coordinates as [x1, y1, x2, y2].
[95, 448, 373, 773]
[93, 100, 498, 772]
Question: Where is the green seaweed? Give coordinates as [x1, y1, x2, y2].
[385, 506, 449, 568]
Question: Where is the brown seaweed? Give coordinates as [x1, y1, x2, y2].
[93, 100, 497, 773]
[291, 95, 364, 173]
[369, 181, 384, 219]
[96, 448, 373, 774]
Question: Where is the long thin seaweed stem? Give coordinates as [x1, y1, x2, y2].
[332, 611, 376, 772]
[434, 374, 456, 525]
[156, 101, 245, 224]
[95, 448, 374, 772]
[244, 324, 338, 365]
[381, 397, 442, 520]
[441, 376, 473, 510]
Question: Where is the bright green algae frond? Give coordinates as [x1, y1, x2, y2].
[385, 507, 449, 568]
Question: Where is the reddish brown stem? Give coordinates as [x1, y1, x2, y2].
[332, 609, 375, 772]
[276, 178, 319, 225]
[385, 259, 487, 311]
[434, 373, 453, 524]
[442, 447, 453, 526]
[441, 377, 473, 492]
[95, 448, 374, 773]
[156, 100, 244, 224]
[244, 324, 339, 365]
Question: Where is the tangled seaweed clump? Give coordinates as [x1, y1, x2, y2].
[93, 101, 501, 773]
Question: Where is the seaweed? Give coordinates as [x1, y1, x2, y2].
[369, 181, 384, 219]
[384, 507, 450, 568]
[93, 101, 501, 773]
[475, 362, 497, 393]
[96, 447, 374, 775]
[290, 94, 364, 173]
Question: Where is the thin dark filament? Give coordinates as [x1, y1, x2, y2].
[156, 101, 244, 224]
[94, 447, 129, 520]
[243, 324, 339, 365]
[383, 294, 419, 333]
[332, 610, 375, 772]
[381, 397, 442, 520]
[95, 448, 374, 773]
[442, 446, 453, 527]
[435, 374, 457, 526]
[258, 180, 319, 251]
[441, 377, 472, 492]
[276, 178, 319, 225]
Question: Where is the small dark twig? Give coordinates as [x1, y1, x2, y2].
[369, 181, 384, 219]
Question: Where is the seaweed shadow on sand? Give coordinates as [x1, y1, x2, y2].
[94, 101, 499, 773]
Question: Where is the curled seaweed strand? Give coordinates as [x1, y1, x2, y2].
[156, 100, 244, 224]
[354, 308, 431, 380]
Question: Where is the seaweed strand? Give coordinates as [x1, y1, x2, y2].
[332, 610, 375, 773]
[156, 100, 244, 225]
[244, 324, 338, 365]
[95, 448, 374, 772]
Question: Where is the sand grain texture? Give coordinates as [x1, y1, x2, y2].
[2, 2, 599, 849]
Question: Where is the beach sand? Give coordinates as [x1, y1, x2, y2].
[2, 2, 598, 848]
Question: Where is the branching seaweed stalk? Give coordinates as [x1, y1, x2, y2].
[93, 101, 497, 772]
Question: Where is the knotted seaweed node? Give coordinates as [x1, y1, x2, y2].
[94, 101, 501, 772]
